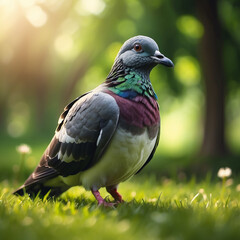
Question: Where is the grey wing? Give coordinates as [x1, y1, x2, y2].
[24, 91, 120, 185]
[49, 91, 120, 176]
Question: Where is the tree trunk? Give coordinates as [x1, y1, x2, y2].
[197, 0, 228, 156]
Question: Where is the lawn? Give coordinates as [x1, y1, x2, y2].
[0, 175, 240, 240]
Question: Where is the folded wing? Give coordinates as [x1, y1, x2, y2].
[17, 91, 120, 190]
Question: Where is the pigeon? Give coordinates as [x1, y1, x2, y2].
[14, 35, 174, 206]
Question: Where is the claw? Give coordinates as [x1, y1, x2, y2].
[106, 186, 124, 203]
[91, 189, 116, 208]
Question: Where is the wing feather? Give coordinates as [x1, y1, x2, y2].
[21, 90, 119, 187]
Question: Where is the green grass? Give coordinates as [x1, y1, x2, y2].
[1, 176, 240, 240]
[0, 136, 240, 239]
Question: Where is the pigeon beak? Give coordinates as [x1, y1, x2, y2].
[151, 50, 174, 67]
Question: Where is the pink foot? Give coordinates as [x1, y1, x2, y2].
[91, 189, 116, 207]
[106, 186, 124, 203]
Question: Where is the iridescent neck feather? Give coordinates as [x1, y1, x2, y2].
[106, 59, 157, 100]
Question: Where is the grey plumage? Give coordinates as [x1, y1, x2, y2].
[14, 35, 174, 205]
[14, 92, 119, 195]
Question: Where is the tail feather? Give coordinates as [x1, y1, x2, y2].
[13, 183, 66, 199]
[13, 170, 67, 199]
[13, 137, 68, 199]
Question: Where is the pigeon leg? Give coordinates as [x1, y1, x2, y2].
[106, 186, 124, 203]
[91, 189, 116, 207]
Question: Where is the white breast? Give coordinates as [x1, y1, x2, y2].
[78, 127, 157, 190]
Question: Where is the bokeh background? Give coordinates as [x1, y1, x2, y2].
[0, 0, 240, 182]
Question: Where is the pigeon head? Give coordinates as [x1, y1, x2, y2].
[116, 35, 174, 71]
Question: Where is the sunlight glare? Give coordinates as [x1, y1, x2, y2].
[54, 34, 74, 60]
[0, 0, 14, 6]
[0, 0, 17, 13]
[19, 0, 46, 8]
[75, 0, 106, 15]
[19, 0, 36, 8]
[25, 5, 48, 28]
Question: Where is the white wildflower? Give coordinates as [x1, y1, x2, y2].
[217, 167, 232, 179]
[16, 144, 31, 154]
[199, 188, 205, 194]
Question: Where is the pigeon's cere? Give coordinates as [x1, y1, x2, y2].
[13, 35, 174, 207]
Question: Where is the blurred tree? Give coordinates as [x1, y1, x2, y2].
[197, 0, 227, 157]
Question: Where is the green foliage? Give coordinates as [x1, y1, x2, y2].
[1, 177, 240, 240]
[0, 0, 239, 159]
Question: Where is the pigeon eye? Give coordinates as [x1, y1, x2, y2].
[133, 43, 142, 52]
